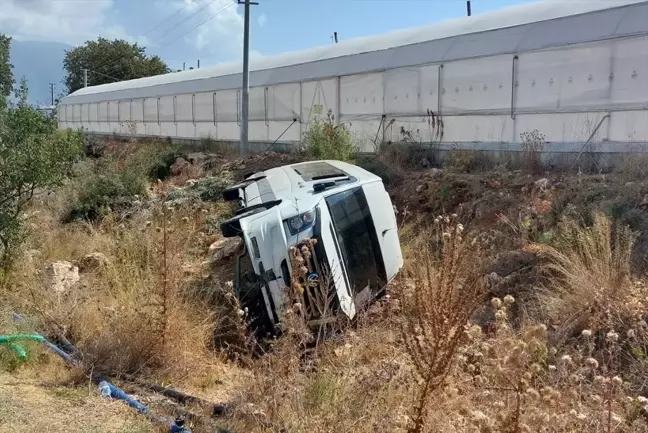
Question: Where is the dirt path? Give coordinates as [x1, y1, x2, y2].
[0, 371, 155, 433]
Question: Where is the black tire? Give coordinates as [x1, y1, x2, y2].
[220, 206, 267, 238]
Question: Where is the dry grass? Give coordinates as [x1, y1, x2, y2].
[4, 142, 648, 433]
[534, 212, 642, 341]
[614, 153, 648, 180]
[0, 372, 156, 433]
[4, 193, 234, 384]
[228, 302, 413, 433]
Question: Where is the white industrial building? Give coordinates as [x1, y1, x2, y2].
[58, 0, 648, 154]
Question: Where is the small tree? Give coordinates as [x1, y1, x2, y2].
[303, 110, 357, 161]
[0, 34, 13, 100]
[0, 78, 83, 269]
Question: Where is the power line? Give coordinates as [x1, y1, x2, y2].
[76, 0, 216, 76]
[156, 2, 236, 47]
[88, 69, 122, 83]
[74, 1, 235, 87]
[148, 0, 221, 46]
[141, 0, 196, 38]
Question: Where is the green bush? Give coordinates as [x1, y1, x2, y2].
[166, 176, 233, 203]
[66, 157, 148, 222]
[303, 111, 357, 162]
[143, 145, 182, 181]
[0, 77, 83, 267]
[203, 214, 225, 235]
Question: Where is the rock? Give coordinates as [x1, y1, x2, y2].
[641, 195, 648, 207]
[485, 179, 501, 189]
[210, 237, 243, 264]
[534, 178, 550, 189]
[334, 343, 353, 358]
[44, 261, 79, 293]
[170, 157, 190, 176]
[426, 168, 443, 178]
[415, 184, 424, 193]
[24, 249, 41, 265]
[83, 136, 106, 158]
[488, 272, 503, 286]
[185, 152, 207, 164]
[78, 253, 110, 273]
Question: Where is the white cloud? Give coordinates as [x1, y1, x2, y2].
[159, 0, 263, 64]
[0, 0, 138, 46]
[257, 13, 267, 28]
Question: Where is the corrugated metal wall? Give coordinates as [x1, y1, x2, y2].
[57, 34, 648, 151]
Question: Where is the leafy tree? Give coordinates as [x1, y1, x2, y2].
[0, 77, 83, 269]
[64, 37, 169, 94]
[0, 34, 14, 100]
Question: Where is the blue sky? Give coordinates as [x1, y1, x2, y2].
[2, 0, 543, 71]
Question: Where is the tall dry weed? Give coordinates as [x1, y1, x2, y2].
[520, 129, 545, 175]
[536, 212, 641, 340]
[401, 215, 487, 432]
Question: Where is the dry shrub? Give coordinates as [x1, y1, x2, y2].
[614, 153, 648, 180]
[443, 149, 491, 173]
[401, 215, 487, 432]
[520, 129, 545, 175]
[17, 205, 221, 381]
[535, 212, 642, 340]
[433, 301, 648, 433]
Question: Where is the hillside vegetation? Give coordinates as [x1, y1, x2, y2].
[2, 121, 648, 432]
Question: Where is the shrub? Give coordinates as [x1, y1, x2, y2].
[144, 145, 182, 181]
[520, 129, 545, 174]
[452, 300, 647, 433]
[303, 111, 357, 161]
[66, 155, 149, 222]
[615, 153, 648, 180]
[401, 215, 487, 432]
[535, 213, 639, 340]
[21, 207, 220, 379]
[443, 148, 492, 173]
[354, 155, 403, 187]
[0, 78, 83, 268]
[166, 175, 233, 203]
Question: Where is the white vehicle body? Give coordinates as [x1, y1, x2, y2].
[221, 160, 403, 328]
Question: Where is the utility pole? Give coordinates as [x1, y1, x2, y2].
[197, 59, 200, 69]
[238, 0, 258, 156]
[83, 68, 88, 87]
[467, 1, 472, 16]
[183, 62, 186, 71]
[334, 31, 338, 43]
[49, 83, 55, 106]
